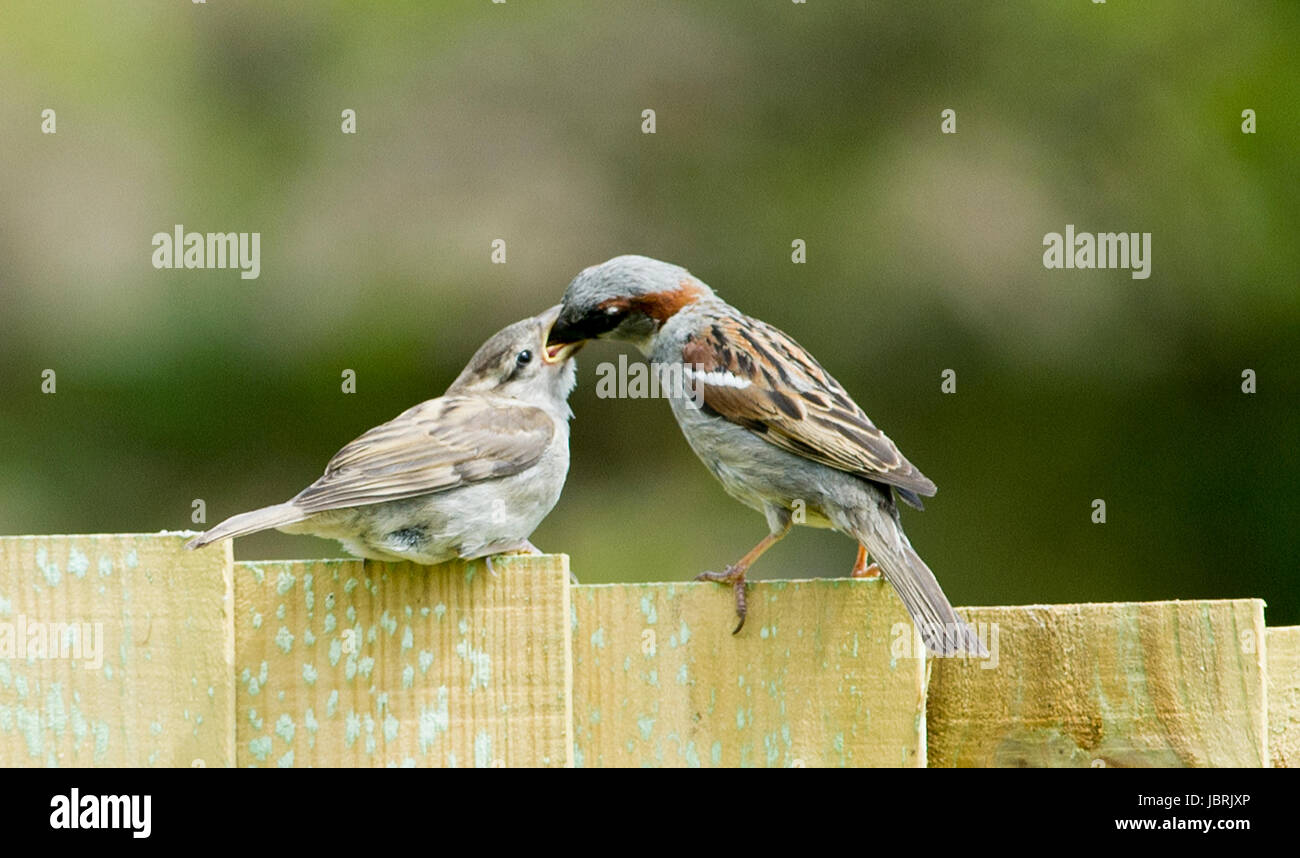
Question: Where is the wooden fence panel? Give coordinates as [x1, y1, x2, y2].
[1, 534, 1288, 769]
[926, 599, 1268, 767]
[0, 533, 234, 767]
[570, 578, 928, 767]
[234, 555, 572, 767]
[1267, 626, 1300, 768]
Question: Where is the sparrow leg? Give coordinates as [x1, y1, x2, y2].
[467, 539, 544, 578]
[696, 522, 790, 634]
[850, 543, 882, 579]
[477, 543, 580, 581]
[501, 540, 577, 582]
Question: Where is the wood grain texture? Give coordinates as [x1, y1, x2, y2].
[234, 554, 571, 767]
[4, 532, 1281, 769]
[0, 533, 234, 767]
[570, 578, 928, 767]
[1266, 626, 1300, 768]
[927, 600, 1268, 767]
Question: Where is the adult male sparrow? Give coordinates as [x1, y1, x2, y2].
[546, 256, 982, 655]
[187, 306, 583, 566]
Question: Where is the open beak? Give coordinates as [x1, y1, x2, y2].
[544, 339, 583, 364]
[539, 304, 585, 364]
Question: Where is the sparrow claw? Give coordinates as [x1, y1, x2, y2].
[731, 579, 747, 634]
[695, 565, 749, 634]
[852, 562, 882, 580]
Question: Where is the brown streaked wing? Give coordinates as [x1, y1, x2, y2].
[681, 315, 937, 498]
[291, 396, 555, 514]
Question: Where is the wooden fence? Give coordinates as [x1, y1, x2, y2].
[0, 533, 1294, 767]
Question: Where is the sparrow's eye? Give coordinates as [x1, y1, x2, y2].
[515, 350, 533, 366]
[605, 306, 623, 317]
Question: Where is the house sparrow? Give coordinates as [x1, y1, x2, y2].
[546, 256, 983, 656]
[186, 305, 583, 567]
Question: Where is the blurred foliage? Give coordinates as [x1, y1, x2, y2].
[1, 1, 1296, 623]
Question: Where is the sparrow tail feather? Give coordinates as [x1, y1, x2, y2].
[185, 502, 306, 550]
[855, 504, 987, 658]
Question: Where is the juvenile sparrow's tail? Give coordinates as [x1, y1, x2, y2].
[185, 502, 307, 550]
[856, 502, 987, 657]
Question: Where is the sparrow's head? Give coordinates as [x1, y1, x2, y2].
[449, 304, 579, 409]
[545, 255, 715, 358]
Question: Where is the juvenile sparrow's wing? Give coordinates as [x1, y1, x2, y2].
[681, 314, 936, 504]
[291, 396, 555, 514]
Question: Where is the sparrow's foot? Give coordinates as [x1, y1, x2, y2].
[850, 544, 882, 579]
[852, 562, 882, 579]
[475, 539, 544, 578]
[695, 565, 749, 634]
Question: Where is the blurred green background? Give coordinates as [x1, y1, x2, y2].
[1, 1, 1296, 623]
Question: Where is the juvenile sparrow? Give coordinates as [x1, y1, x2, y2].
[187, 306, 583, 566]
[546, 255, 982, 655]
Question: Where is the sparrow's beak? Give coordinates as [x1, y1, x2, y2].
[544, 340, 583, 364]
[540, 304, 585, 364]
